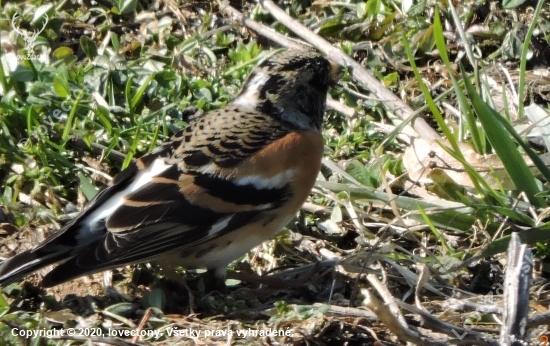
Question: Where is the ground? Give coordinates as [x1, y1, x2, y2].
[0, 0, 549, 345]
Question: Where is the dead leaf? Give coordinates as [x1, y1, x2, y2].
[402, 138, 535, 189]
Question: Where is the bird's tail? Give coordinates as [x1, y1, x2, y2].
[0, 248, 68, 287]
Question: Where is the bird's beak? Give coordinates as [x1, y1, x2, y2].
[329, 61, 343, 86]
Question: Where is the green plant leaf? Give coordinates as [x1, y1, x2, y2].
[142, 288, 166, 310]
[11, 66, 33, 82]
[78, 172, 99, 201]
[80, 36, 97, 59]
[52, 46, 74, 59]
[481, 225, 550, 257]
[462, 66, 544, 207]
[345, 160, 372, 187]
[502, 0, 527, 9]
[112, 0, 137, 15]
[52, 75, 70, 98]
[0, 292, 9, 318]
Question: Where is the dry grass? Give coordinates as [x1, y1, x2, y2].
[1, 0, 550, 345]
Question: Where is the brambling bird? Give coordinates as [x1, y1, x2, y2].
[0, 49, 340, 288]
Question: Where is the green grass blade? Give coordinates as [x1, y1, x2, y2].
[462, 66, 544, 207]
[130, 73, 155, 112]
[433, 9, 484, 154]
[418, 205, 455, 255]
[61, 89, 84, 142]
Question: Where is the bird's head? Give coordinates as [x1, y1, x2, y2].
[232, 50, 341, 131]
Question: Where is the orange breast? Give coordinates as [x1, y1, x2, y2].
[235, 130, 324, 213]
[174, 130, 325, 269]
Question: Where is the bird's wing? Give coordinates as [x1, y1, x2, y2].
[36, 108, 296, 285]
